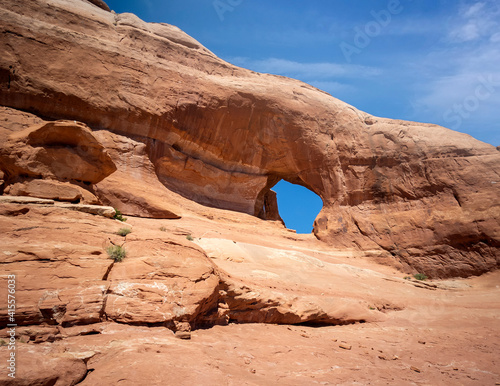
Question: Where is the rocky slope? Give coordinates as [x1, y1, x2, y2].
[0, 0, 499, 384]
[0, 196, 499, 385]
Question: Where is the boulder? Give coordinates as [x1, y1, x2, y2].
[104, 240, 220, 327]
[0, 121, 116, 184]
[0, 347, 88, 385]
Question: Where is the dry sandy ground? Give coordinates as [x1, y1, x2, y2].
[0, 202, 499, 385]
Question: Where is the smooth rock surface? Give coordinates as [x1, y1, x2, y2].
[197, 238, 388, 325]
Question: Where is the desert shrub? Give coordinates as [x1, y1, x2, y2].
[186, 234, 194, 241]
[106, 245, 126, 262]
[414, 273, 428, 281]
[117, 228, 131, 237]
[159, 226, 166, 232]
[113, 209, 127, 222]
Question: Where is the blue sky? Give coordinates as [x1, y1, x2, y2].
[105, 0, 500, 233]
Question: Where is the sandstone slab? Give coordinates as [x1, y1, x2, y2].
[0, 195, 55, 205]
[196, 238, 402, 326]
[0, 203, 220, 331]
[5, 179, 99, 204]
[56, 203, 116, 218]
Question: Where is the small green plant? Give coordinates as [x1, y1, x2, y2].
[159, 226, 166, 232]
[0, 339, 7, 346]
[117, 228, 131, 237]
[186, 234, 194, 241]
[368, 306, 376, 310]
[113, 209, 127, 222]
[106, 245, 126, 262]
[403, 276, 412, 280]
[414, 273, 428, 281]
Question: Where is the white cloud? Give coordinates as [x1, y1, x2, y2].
[224, 57, 380, 100]
[450, 22, 480, 42]
[228, 57, 381, 79]
[307, 81, 355, 94]
[408, 2, 500, 143]
[447, 0, 500, 43]
[410, 47, 500, 142]
[462, 2, 486, 18]
[490, 32, 500, 42]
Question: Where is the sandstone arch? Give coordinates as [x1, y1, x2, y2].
[0, 0, 498, 277]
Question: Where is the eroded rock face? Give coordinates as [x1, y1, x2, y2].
[92, 130, 182, 219]
[104, 239, 220, 327]
[0, 204, 218, 330]
[0, 120, 116, 184]
[0, 0, 498, 277]
[0, 201, 382, 332]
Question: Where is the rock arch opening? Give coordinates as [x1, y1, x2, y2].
[270, 180, 323, 234]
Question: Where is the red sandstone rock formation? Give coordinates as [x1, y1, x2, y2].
[0, 1, 500, 384]
[0, 1, 499, 279]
